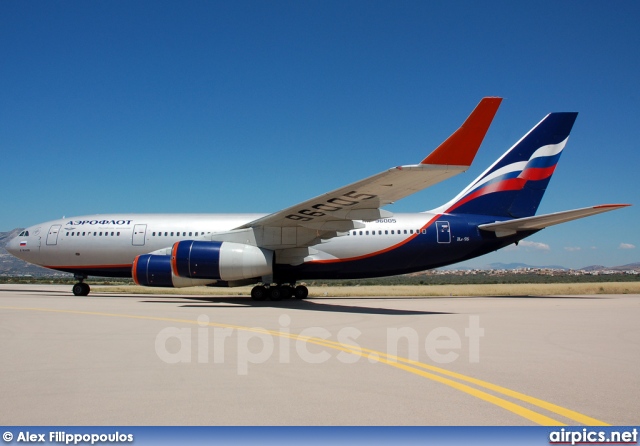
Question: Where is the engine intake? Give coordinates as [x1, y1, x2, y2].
[132, 254, 217, 288]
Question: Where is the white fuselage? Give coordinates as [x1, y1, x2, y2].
[8, 212, 438, 274]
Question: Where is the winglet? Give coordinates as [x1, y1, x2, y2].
[421, 97, 502, 166]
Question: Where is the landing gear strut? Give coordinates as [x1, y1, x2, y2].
[72, 275, 90, 296]
[250, 284, 309, 301]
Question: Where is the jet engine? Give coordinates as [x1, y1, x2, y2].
[133, 241, 273, 288]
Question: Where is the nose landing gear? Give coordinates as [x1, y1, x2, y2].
[72, 274, 90, 296]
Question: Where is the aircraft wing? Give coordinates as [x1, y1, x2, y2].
[478, 204, 630, 237]
[235, 97, 502, 249]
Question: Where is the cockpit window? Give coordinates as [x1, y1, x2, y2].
[18, 231, 29, 236]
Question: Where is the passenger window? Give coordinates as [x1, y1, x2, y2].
[117, 232, 120, 236]
[111, 232, 114, 236]
[189, 232, 192, 236]
[359, 231, 363, 235]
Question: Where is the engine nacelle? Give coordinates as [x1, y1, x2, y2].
[132, 254, 217, 288]
[172, 240, 273, 281]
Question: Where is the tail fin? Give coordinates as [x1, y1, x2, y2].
[438, 112, 578, 218]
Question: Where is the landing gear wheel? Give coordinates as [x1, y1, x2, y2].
[294, 285, 309, 299]
[279, 286, 293, 300]
[251, 285, 268, 301]
[268, 286, 283, 301]
[72, 282, 90, 296]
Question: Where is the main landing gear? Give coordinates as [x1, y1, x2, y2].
[250, 284, 309, 301]
[72, 274, 90, 296]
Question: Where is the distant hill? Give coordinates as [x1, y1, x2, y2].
[439, 261, 640, 272]
[580, 265, 607, 272]
[581, 263, 640, 272]
[439, 262, 568, 271]
[487, 262, 568, 270]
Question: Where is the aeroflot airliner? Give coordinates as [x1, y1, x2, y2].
[6, 98, 629, 300]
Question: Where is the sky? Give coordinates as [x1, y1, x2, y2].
[1, 1, 638, 269]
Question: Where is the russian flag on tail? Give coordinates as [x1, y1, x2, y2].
[442, 112, 578, 218]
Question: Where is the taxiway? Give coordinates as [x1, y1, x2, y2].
[0, 284, 638, 425]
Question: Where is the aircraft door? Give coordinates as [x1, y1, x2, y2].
[46, 225, 61, 245]
[132, 224, 147, 246]
[436, 221, 451, 244]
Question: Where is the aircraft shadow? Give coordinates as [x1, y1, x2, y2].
[479, 295, 608, 300]
[141, 296, 452, 316]
[0, 288, 70, 295]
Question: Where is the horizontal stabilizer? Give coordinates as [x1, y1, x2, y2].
[478, 204, 630, 237]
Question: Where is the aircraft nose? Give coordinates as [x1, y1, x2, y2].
[5, 236, 19, 256]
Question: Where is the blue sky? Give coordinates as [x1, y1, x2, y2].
[1, 1, 638, 269]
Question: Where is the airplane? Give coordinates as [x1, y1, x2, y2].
[5, 97, 629, 300]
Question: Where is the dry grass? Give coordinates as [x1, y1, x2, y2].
[92, 282, 640, 297]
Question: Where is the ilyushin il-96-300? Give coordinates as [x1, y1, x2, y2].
[6, 98, 629, 299]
